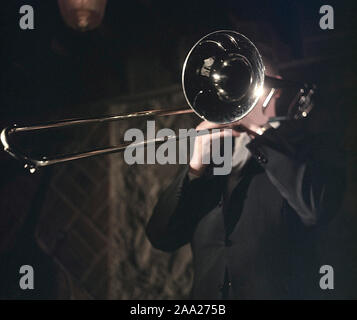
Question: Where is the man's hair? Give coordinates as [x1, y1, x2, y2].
[255, 42, 279, 76]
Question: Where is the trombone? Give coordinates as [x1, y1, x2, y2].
[0, 30, 314, 172]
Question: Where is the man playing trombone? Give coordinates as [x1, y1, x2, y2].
[146, 60, 346, 299]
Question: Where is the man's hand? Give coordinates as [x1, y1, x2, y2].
[189, 121, 241, 177]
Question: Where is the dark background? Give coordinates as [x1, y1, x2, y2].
[0, 0, 356, 299]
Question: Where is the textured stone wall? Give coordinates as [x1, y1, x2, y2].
[36, 86, 196, 299]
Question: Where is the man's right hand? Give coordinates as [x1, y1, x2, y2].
[189, 121, 241, 177]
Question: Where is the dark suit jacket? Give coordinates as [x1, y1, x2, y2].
[146, 120, 345, 299]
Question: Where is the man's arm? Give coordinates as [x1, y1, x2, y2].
[246, 123, 346, 227]
[146, 120, 236, 252]
[146, 166, 223, 252]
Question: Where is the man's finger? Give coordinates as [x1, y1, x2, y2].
[196, 121, 232, 130]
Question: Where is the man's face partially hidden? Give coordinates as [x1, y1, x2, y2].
[235, 64, 280, 133]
